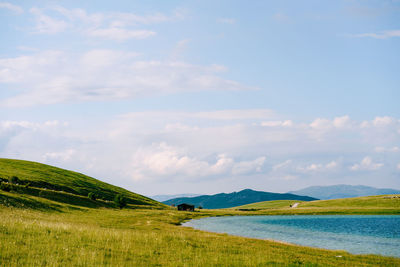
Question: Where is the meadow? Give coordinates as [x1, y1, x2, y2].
[233, 196, 400, 215]
[1, 190, 400, 266]
[1, 159, 400, 266]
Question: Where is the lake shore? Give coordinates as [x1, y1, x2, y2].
[182, 215, 400, 258]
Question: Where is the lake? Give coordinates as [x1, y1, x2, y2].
[183, 215, 400, 257]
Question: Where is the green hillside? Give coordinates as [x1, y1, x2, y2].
[163, 189, 317, 209]
[300, 195, 400, 208]
[0, 158, 163, 208]
[231, 195, 400, 214]
[233, 200, 305, 210]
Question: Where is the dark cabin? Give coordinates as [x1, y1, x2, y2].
[177, 203, 195, 211]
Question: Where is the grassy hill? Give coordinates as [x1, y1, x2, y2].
[231, 195, 400, 214]
[0, 158, 163, 208]
[233, 200, 305, 210]
[163, 189, 317, 209]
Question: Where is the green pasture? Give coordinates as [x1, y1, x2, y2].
[1, 158, 400, 266]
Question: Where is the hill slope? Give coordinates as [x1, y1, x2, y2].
[0, 158, 162, 207]
[289, 184, 400, 200]
[163, 189, 317, 209]
[233, 195, 400, 214]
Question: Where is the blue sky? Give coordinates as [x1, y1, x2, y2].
[0, 0, 399, 195]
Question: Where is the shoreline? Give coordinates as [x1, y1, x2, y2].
[180, 213, 400, 259]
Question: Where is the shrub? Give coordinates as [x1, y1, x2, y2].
[197, 206, 203, 209]
[88, 192, 97, 201]
[0, 182, 11, 192]
[114, 194, 127, 209]
[9, 176, 19, 184]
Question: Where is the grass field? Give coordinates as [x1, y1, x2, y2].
[0, 158, 162, 207]
[233, 196, 400, 215]
[1, 159, 400, 266]
[233, 200, 305, 210]
[2, 190, 400, 266]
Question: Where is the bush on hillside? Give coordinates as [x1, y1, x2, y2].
[9, 176, 19, 184]
[88, 192, 97, 201]
[114, 194, 127, 209]
[0, 182, 11, 192]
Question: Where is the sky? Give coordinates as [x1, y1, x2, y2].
[0, 0, 399, 196]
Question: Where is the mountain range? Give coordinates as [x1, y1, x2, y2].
[162, 189, 317, 209]
[288, 184, 400, 200]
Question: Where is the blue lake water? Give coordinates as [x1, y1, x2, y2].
[183, 215, 400, 257]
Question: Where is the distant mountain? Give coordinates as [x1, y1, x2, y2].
[163, 189, 317, 209]
[288, 185, 400, 200]
[150, 194, 201, 202]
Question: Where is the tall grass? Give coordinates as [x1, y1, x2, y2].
[1, 192, 400, 266]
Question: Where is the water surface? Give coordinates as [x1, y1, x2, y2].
[183, 215, 400, 257]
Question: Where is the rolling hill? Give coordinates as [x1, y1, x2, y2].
[0, 158, 163, 208]
[163, 188, 317, 209]
[288, 184, 400, 200]
[232, 195, 400, 214]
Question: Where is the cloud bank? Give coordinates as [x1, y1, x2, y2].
[0, 49, 255, 107]
[1, 113, 399, 194]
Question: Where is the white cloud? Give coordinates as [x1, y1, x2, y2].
[232, 157, 266, 175]
[397, 163, 400, 170]
[0, 120, 62, 131]
[130, 142, 265, 181]
[0, 50, 255, 107]
[272, 160, 292, 171]
[333, 115, 351, 128]
[310, 118, 331, 130]
[0, 2, 23, 14]
[43, 149, 76, 162]
[372, 116, 395, 127]
[350, 156, 383, 171]
[353, 30, 400, 39]
[300, 161, 338, 172]
[27, 6, 182, 40]
[326, 161, 338, 169]
[30, 7, 69, 34]
[310, 115, 352, 130]
[261, 120, 293, 127]
[306, 163, 323, 171]
[87, 27, 156, 41]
